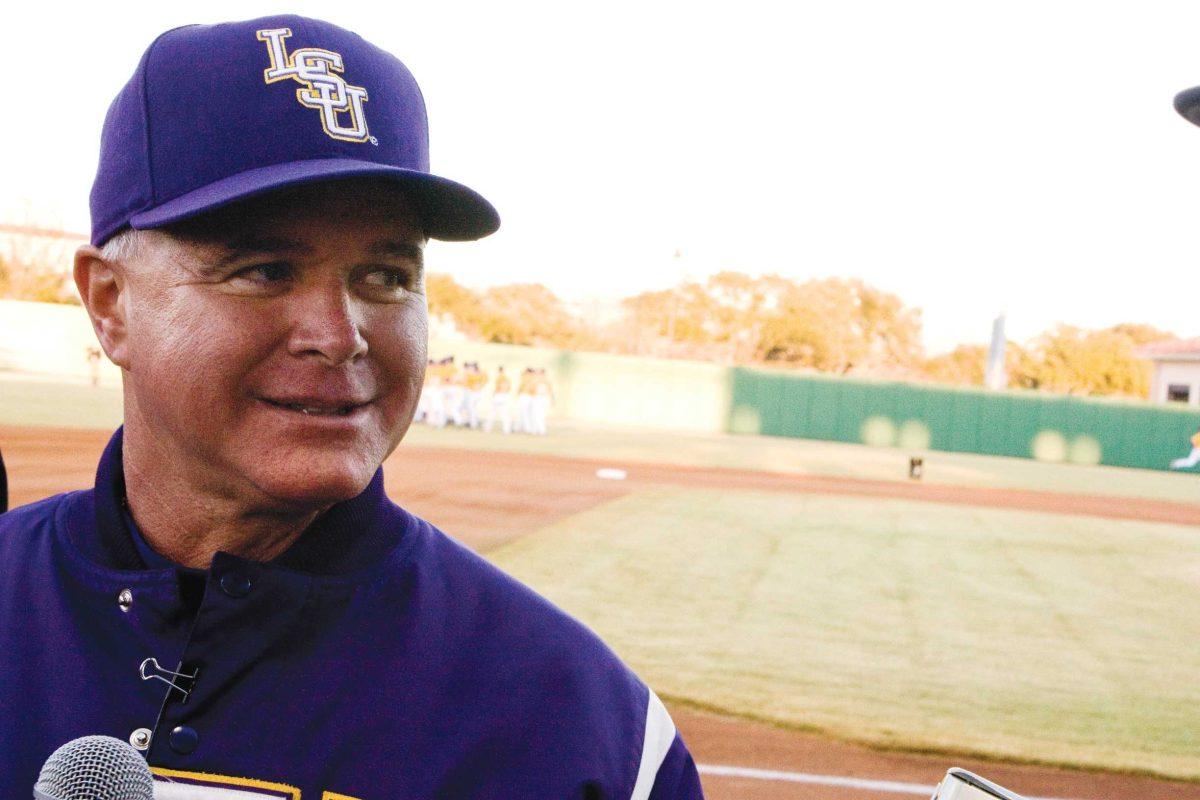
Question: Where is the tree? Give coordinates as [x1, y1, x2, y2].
[756, 278, 923, 372]
[477, 283, 582, 346]
[923, 341, 1040, 389]
[0, 230, 79, 304]
[853, 280, 923, 369]
[1005, 341, 1040, 390]
[1015, 324, 1158, 397]
[621, 282, 716, 356]
[1104, 323, 1175, 347]
[425, 274, 588, 347]
[425, 272, 480, 322]
[923, 344, 987, 385]
[701, 271, 793, 362]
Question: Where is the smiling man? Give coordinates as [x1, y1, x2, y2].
[0, 15, 703, 799]
[84, 183, 430, 568]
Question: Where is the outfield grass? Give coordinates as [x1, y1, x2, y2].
[0, 374, 123, 429]
[489, 488, 1200, 779]
[3, 371, 1198, 504]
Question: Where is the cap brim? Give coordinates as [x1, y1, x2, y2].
[1175, 86, 1200, 128]
[129, 158, 499, 241]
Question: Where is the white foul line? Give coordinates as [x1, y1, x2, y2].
[696, 764, 1075, 800]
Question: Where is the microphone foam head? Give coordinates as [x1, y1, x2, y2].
[34, 735, 155, 800]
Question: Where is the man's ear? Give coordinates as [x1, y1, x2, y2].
[74, 244, 131, 369]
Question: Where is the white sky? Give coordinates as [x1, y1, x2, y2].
[6, 1, 1200, 353]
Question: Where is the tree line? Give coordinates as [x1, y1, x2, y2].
[3, 255, 1173, 399]
[0, 235, 78, 305]
[427, 271, 1175, 399]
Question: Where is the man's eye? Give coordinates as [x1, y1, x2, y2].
[362, 269, 411, 290]
[234, 263, 293, 283]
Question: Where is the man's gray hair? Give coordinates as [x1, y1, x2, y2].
[99, 228, 146, 263]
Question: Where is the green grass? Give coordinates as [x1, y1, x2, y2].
[3, 371, 1198, 505]
[489, 488, 1200, 780]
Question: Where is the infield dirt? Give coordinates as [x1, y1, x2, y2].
[2, 424, 1197, 799]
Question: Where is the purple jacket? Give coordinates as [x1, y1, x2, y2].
[0, 429, 703, 798]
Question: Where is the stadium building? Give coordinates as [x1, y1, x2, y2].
[1138, 337, 1200, 407]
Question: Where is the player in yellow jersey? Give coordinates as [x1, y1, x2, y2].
[416, 358, 436, 425]
[487, 367, 513, 434]
[427, 356, 452, 428]
[531, 368, 554, 436]
[515, 368, 536, 434]
[464, 363, 489, 429]
[444, 357, 467, 427]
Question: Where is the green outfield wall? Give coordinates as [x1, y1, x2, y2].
[728, 367, 1200, 471]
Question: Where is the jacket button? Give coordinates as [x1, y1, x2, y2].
[169, 725, 199, 754]
[219, 571, 252, 598]
[129, 728, 152, 751]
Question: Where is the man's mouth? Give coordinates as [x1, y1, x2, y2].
[260, 398, 366, 417]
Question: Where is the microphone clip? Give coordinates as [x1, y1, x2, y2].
[139, 657, 199, 703]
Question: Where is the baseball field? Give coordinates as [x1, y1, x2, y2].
[3, 373, 1199, 799]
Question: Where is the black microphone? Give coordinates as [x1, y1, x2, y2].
[0, 445, 7, 513]
[32, 736, 154, 800]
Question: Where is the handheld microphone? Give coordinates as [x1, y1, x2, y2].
[32, 736, 154, 800]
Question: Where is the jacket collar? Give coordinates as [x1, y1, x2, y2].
[74, 427, 409, 575]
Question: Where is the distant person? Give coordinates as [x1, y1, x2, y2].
[1170, 427, 1200, 470]
[516, 366, 536, 434]
[428, 356, 451, 428]
[415, 357, 436, 424]
[464, 362, 488, 429]
[85, 345, 102, 387]
[445, 355, 467, 427]
[532, 367, 554, 436]
[487, 366, 513, 434]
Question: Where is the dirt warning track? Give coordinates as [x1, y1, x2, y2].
[5, 426, 1199, 539]
[2, 425, 1198, 798]
[380, 444, 1200, 547]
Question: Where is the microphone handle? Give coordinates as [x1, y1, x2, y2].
[0, 446, 7, 513]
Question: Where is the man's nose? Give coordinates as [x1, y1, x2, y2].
[288, 284, 368, 365]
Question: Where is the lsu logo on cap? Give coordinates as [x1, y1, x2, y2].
[257, 28, 372, 143]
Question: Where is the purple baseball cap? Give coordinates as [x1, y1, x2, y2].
[89, 14, 499, 246]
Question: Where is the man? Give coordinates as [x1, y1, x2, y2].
[516, 366, 537, 434]
[487, 365, 514, 434]
[532, 367, 555, 436]
[464, 362, 488, 430]
[1169, 427, 1200, 470]
[444, 356, 467, 427]
[0, 15, 703, 799]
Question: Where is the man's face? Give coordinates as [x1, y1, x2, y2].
[116, 180, 428, 509]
